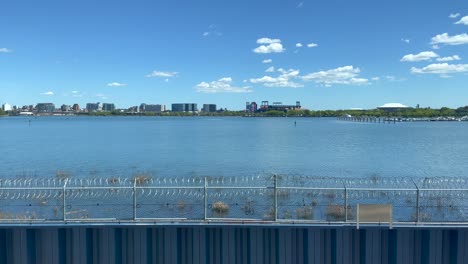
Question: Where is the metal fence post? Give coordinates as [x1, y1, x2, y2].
[412, 179, 420, 223]
[416, 189, 420, 223]
[204, 177, 208, 220]
[133, 178, 137, 221]
[342, 179, 347, 222]
[63, 178, 69, 221]
[344, 187, 348, 222]
[274, 174, 278, 221]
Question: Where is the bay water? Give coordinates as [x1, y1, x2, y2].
[1, 116, 467, 180]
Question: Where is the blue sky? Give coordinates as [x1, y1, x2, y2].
[1, 0, 467, 110]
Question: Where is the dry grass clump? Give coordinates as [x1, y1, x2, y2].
[133, 174, 151, 186]
[212, 201, 229, 215]
[296, 206, 314, 220]
[263, 207, 275, 220]
[0, 211, 38, 220]
[326, 205, 352, 221]
[177, 201, 186, 211]
[56, 170, 71, 179]
[0, 212, 16, 219]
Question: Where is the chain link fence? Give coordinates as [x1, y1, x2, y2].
[0, 175, 466, 224]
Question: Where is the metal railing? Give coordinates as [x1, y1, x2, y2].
[0, 175, 467, 225]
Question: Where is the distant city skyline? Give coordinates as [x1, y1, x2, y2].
[1, 1, 468, 110]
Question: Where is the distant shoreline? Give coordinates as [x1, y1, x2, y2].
[2, 105, 468, 119]
[2, 114, 468, 122]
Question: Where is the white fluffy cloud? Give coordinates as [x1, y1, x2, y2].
[0, 48, 12, 53]
[411, 63, 468, 74]
[431, 33, 468, 46]
[250, 68, 303, 88]
[401, 38, 410, 43]
[146, 71, 178, 78]
[296, 43, 303, 48]
[262, 59, 272, 64]
[449, 13, 461, 19]
[307, 43, 318, 48]
[400, 51, 439, 62]
[455, 16, 468, 25]
[265, 66, 275, 72]
[195, 77, 252, 93]
[107, 82, 127, 87]
[257, 38, 281, 44]
[253, 38, 285, 53]
[41, 91, 54, 96]
[301, 66, 369, 87]
[436, 55, 461, 62]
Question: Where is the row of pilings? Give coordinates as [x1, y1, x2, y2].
[337, 116, 397, 124]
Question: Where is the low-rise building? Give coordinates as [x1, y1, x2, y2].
[140, 104, 166, 112]
[21, 105, 34, 112]
[128, 106, 138, 113]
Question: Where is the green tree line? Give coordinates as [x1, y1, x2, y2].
[257, 106, 468, 118]
[36, 105, 468, 118]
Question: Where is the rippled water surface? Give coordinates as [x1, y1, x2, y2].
[1, 116, 468, 179]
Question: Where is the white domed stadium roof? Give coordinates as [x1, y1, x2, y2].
[378, 103, 409, 108]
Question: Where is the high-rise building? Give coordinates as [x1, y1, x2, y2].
[202, 104, 217, 112]
[61, 104, 72, 112]
[246, 102, 258, 112]
[36, 103, 55, 113]
[171, 103, 197, 112]
[2, 103, 12, 112]
[72, 104, 80, 112]
[86, 102, 101, 112]
[139, 103, 146, 112]
[102, 103, 115, 112]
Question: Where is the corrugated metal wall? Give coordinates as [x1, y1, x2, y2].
[0, 226, 466, 264]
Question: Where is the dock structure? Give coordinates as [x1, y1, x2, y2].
[338, 115, 468, 123]
[338, 116, 398, 123]
[0, 175, 467, 263]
